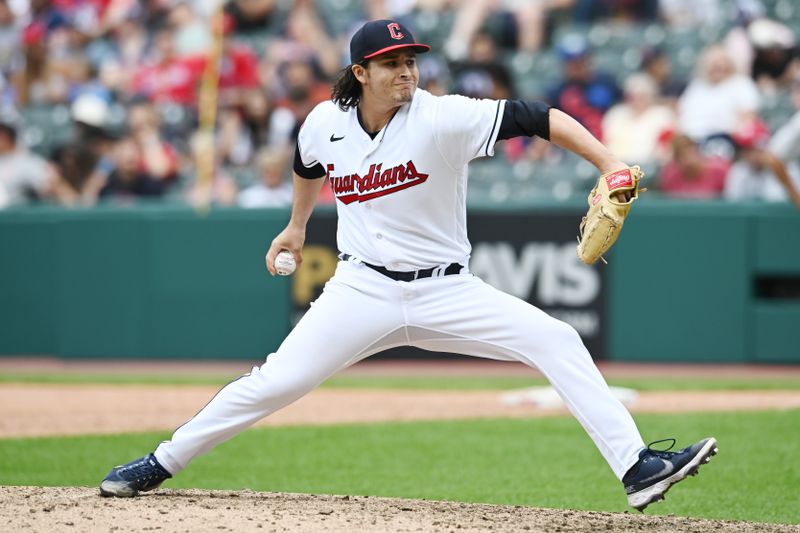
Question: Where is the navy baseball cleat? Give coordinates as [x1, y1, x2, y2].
[99, 453, 172, 497]
[623, 437, 718, 512]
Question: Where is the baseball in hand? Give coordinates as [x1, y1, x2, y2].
[274, 250, 297, 276]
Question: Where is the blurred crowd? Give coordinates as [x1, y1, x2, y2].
[1, 0, 800, 209]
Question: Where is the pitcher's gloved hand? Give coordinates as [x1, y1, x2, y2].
[577, 166, 645, 265]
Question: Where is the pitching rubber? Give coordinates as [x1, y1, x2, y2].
[627, 437, 719, 512]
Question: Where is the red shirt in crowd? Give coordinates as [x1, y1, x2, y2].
[131, 55, 206, 105]
[218, 44, 260, 90]
[659, 157, 730, 198]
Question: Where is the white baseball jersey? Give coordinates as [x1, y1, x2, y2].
[296, 89, 506, 270]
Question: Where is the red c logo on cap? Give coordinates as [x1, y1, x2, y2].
[387, 23, 404, 40]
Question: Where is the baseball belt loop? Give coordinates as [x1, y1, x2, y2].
[413, 270, 420, 281]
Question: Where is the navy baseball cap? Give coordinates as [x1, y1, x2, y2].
[350, 19, 431, 64]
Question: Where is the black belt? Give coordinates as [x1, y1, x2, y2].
[341, 254, 463, 282]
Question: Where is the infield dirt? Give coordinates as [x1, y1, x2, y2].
[3, 486, 799, 533]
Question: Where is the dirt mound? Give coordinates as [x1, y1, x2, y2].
[2, 486, 796, 533]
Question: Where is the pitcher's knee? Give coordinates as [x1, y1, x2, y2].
[247, 364, 320, 403]
[545, 316, 584, 345]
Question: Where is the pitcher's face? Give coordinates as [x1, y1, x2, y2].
[356, 51, 419, 108]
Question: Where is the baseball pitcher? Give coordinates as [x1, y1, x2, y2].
[100, 20, 717, 512]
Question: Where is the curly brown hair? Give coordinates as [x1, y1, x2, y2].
[331, 62, 368, 111]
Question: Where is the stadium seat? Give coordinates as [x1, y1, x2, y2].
[510, 50, 559, 99]
[407, 8, 456, 51]
[228, 166, 259, 187]
[231, 30, 277, 58]
[315, 0, 365, 38]
[20, 104, 74, 157]
[759, 89, 796, 132]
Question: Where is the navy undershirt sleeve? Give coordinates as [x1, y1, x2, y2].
[293, 143, 326, 179]
[497, 100, 551, 141]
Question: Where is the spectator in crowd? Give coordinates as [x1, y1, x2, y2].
[127, 99, 180, 183]
[0, 118, 54, 207]
[11, 21, 65, 106]
[768, 76, 800, 178]
[268, 57, 330, 148]
[61, 94, 169, 205]
[48, 142, 100, 206]
[184, 130, 239, 207]
[677, 44, 760, 154]
[659, 133, 730, 198]
[86, 0, 141, 39]
[416, 54, 451, 96]
[639, 46, 687, 102]
[169, 2, 212, 57]
[239, 87, 273, 153]
[451, 30, 513, 100]
[130, 27, 205, 105]
[237, 147, 292, 208]
[71, 92, 119, 168]
[217, 104, 255, 169]
[224, 0, 277, 33]
[96, 16, 150, 96]
[0, 0, 19, 79]
[217, 14, 261, 109]
[746, 18, 799, 95]
[216, 86, 279, 170]
[603, 73, 675, 164]
[442, 0, 576, 59]
[275, 0, 340, 79]
[547, 33, 621, 140]
[573, 0, 658, 23]
[99, 136, 166, 201]
[658, 0, 722, 28]
[139, 0, 174, 30]
[65, 57, 113, 104]
[27, 0, 69, 37]
[724, 118, 800, 208]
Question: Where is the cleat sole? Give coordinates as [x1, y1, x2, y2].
[99, 480, 138, 498]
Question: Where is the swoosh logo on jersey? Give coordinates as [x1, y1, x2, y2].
[330, 134, 345, 142]
[326, 160, 429, 204]
[637, 460, 675, 484]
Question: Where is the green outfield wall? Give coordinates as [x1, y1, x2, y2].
[0, 201, 797, 362]
[609, 201, 800, 363]
[0, 206, 292, 359]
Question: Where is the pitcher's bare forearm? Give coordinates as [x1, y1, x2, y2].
[549, 108, 625, 174]
[548, 108, 633, 201]
[288, 173, 327, 229]
[265, 174, 327, 275]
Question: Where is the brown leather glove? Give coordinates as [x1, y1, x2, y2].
[577, 166, 644, 264]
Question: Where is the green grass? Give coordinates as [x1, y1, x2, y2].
[325, 375, 800, 391]
[1, 410, 798, 525]
[2, 372, 799, 391]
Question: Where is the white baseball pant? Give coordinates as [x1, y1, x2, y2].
[154, 260, 645, 479]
